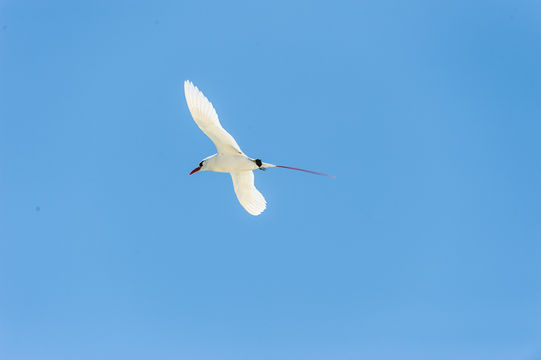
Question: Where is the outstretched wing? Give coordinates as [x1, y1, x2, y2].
[184, 80, 243, 155]
[230, 171, 267, 216]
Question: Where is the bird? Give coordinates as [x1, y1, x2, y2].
[184, 80, 334, 216]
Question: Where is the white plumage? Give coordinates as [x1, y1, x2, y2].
[230, 171, 266, 216]
[184, 80, 267, 215]
[184, 81, 242, 156]
[184, 80, 333, 216]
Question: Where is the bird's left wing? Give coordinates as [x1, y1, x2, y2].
[230, 171, 267, 216]
[184, 80, 243, 155]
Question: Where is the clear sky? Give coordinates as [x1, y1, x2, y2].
[1, 0, 540, 359]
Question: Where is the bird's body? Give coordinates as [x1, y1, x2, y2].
[184, 80, 332, 216]
[200, 154, 263, 173]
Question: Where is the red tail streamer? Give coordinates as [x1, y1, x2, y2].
[275, 165, 335, 178]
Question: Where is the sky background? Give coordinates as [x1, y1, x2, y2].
[1, 0, 540, 359]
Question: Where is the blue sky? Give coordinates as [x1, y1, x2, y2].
[1, 0, 540, 359]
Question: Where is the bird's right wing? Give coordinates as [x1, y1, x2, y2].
[230, 171, 267, 216]
[184, 80, 243, 155]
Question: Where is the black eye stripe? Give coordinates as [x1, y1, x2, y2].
[199, 162, 203, 167]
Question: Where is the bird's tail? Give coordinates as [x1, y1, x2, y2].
[261, 162, 335, 178]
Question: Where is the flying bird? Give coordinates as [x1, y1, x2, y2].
[184, 80, 333, 216]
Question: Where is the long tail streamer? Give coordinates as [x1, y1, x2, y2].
[275, 165, 335, 178]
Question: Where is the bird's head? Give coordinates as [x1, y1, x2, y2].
[189, 160, 205, 175]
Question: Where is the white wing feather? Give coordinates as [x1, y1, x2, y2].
[230, 171, 267, 216]
[184, 80, 243, 155]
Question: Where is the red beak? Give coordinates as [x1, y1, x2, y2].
[189, 167, 201, 175]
